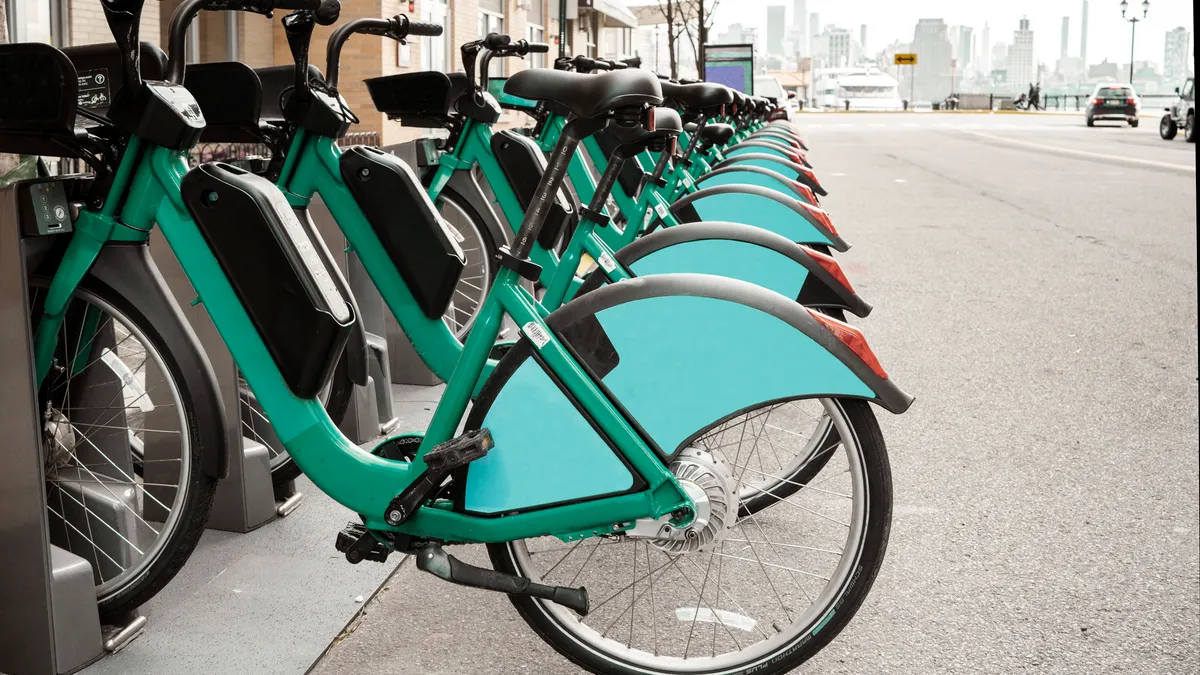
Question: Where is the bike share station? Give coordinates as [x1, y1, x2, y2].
[0, 167, 413, 674]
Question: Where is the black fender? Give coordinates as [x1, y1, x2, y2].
[671, 183, 848, 251]
[714, 152, 826, 196]
[445, 166, 514, 249]
[88, 244, 229, 479]
[578, 221, 871, 317]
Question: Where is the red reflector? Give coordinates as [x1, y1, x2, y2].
[1091, 98, 1102, 105]
[806, 309, 888, 379]
[646, 107, 655, 132]
[796, 201, 838, 236]
[790, 180, 818, 204]
[799, 167, 824, 193]
[800, 245, 853, 292]
[1127, 98, 1137, 105]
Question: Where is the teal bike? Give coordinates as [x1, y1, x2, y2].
[4, 0, 912, 670]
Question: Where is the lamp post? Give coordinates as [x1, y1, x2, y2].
[1120, 0, 1149, 84]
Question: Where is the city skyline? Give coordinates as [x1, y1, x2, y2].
[695, 0, 1194, 68]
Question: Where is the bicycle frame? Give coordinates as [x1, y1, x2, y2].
[33, 136, 693, 544]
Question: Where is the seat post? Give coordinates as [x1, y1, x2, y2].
[509, 115, 607, 260]
[586, 145, 630, 215]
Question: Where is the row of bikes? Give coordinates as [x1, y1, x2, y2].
[0, 0, 914, 672]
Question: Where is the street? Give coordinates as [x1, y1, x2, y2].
[311, 112, 1198, 675]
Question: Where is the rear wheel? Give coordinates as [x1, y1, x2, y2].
[1186, 112, 1196, 143]
[1086, 115, 1095, 127]
[1128, 118, 1139, 128]
[1160, 115, 1178, 139]
[30, 275, 218, 620]
[489, 399, 892, 675]
[436, 186, 500, 339]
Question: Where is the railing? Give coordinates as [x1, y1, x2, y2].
[1042, 93, 1177, 112]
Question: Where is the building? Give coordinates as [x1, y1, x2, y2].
[811, 25, 858, 69]
[1080, 0, 1088, 66]
[1060, 17, 1069, 60]
[717, 22, 749, 45]
[1163, 26, 1192, 85]
[1088, 59, 1118, 80]
[1006, 17, 1035, 94]
[910, 18, 952, 102]
[980, 22, 991, 74]
[2, 0, 639, 145]
[957, 26, 973, 72]
[809, 12, 819, 41]
[766, 5, 785, 56]
[792, 0, 807, 56]
[860, 24, 867, 53]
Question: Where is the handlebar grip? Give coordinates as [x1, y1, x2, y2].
[313, 0, 340, 25]
[483, 33, 511, 50]
[406, 19, 443, 36]
[525, 42, 550, 53]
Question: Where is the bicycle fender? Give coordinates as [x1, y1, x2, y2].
[671, 184, 848, 251]
[713, 153, 826, 197]
[88, 244, 230, 479]
[463, 274, 909, 512]
[446, 167, 514, 248]
[577, 221, 871, 317]
[724, 140, 811, 168]
[695, 165, 818, 205]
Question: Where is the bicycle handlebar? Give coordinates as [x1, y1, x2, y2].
[166, 0, 325, 83]
[483, 33, 511, 50]
[327, 15, 443, 88]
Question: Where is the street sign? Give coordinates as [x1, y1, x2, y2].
[894, 53, 917, 65]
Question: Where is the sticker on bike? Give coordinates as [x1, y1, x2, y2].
[521, 321, 551, 349]
[597, 251, 617, 273]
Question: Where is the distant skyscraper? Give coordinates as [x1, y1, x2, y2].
[958, 26, 973, 70]
[980, 22, 991, 74]
[1061, 17, 1069, 59]
[911, 18, 952, 101]
[767, 6, 786, 55]
[810, 12, 820, 38]
[1164, 26, 1192, 83]
[1007, 17, 1035, 93]
[860, 24, 867, 52]
[794, 0, 808, 55]
[1080, 0, 1089, 65]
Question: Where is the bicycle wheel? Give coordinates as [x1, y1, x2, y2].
[489, 399, 892, 675]
[436, 186, 499, 339]
[29, 275, 219, 619]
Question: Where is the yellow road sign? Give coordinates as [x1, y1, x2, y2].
[894, 53, 917, 65]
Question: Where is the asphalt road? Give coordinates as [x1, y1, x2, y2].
[311, 112, 1199, 675]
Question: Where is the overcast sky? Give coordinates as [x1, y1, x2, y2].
[684, 0, 1195, 67]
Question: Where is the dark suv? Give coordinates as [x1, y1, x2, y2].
[1159, 77, 1194, 142]
[1086, 84, 1140, 127]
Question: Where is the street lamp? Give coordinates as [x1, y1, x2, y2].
[1120, 0, 1149, 84]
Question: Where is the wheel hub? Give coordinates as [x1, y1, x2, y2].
[628, 448, 739, 554]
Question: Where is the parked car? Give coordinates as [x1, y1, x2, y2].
[1085, 84, 1140, 127]
[1159, 77, 1195, 142]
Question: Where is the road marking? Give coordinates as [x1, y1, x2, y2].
[832, 172, 847, 176]
[964, 131, 1196, 172]
[894, 178, 906, 183]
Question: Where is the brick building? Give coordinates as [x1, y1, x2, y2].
[3, 0, 637, 144]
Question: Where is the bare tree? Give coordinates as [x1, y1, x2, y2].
[675, 0, 720, 78]
[654, 0, 687, 79]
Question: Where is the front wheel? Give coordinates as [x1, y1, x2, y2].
[1186, 112, 1196, 143]
[29, 275, 219, 620]
[489, 399, 892, 675]
[1160, 115, 1178, 139]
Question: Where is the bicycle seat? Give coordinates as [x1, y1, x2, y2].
[659, 81, 732, 112]
[503, 68, 662, 119]
[256, 63, 326, 122]
[700, 123, 734, 146]
[730, 89, 747, 111]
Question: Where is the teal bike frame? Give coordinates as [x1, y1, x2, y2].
[32, 135, 693, 544]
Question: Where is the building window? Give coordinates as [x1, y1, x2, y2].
[6, 0, 65, 44]
[527, 25, 545, 68]
[422, 0, 451, 72]
[479, 0, 505, 76]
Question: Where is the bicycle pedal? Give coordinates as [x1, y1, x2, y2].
[422, 428, 494, 473]
[335, 522, 391, 564]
